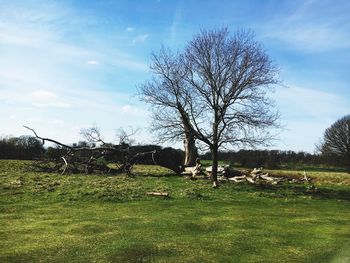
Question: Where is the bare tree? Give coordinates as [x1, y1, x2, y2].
[139, 47, 198, 166]
[318, 114, 350, 172]
[80, 125, 105, 146]
[184, 28, 280, 186]
[140, 28, 280, 187]
[115, 127, 139, 146]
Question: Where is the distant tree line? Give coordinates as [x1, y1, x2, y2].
[0, 136, 183, 165]
[0, 136, 45, 160]
[201, 149, 347, 170]
[0, 135, 347, 170]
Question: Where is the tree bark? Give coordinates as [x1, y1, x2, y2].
[183, 131, 197, 166]
[178, 104, 198, 167]
[211, 144, 219, 187]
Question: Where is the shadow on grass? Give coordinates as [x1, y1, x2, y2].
[251, 182, 350, 201]
[110, 244, 177, 263]
[132, 172, 180, 178]
[278, 166, 348, 173]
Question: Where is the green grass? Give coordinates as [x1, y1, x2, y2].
[1, 160, 350, 262]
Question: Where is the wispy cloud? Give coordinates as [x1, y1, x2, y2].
[31, 102, 70, 108]
[126, 27, 134, 32]
[170, 5, 182, 42]
[132, 34, 149, 45]
[51, 119, 65, 126]
[262, 0, 350, 52]
[0, 1, 150, 142]
[29, 89, 70, 108]
[87, 60, 99, 65]
[274, 86, 349, 121]
[265, 24, 350, 52]
[273, 85, 350, 152]
[31, 90, 58, 100]
[121, 105, 139, 114]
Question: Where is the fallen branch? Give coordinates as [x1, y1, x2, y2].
[24, 126, 117, 152]
[146, 192, 169, 197]
[61, 157, 68, 175]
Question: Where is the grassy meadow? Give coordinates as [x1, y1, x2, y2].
[1, 160, 350, 262]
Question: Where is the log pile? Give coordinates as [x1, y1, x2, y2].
[223, 167, 312, 185]
[190, 164, 313, 185]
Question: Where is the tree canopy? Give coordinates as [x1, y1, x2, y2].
[140, 27, 280, 186]
[319, 114, 350, 171]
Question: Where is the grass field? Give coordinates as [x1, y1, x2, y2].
[1, 160, 350, 262]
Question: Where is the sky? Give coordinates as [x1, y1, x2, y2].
[0, 0, 349, 153]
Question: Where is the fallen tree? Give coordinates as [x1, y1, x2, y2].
[24, 126, 184, 175]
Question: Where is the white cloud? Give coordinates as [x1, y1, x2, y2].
[1, 87, 151, 144]
[0, 2, 153, 145]
[126, 27, 134, 32]
[0, 4, 147, 72]
[51, 119, 65, 125]
[31, 102, 70, 108]
[31, 90, 58, 99]
[29, 90, 70, 108]
[132, 34, 149, 45]
[27, 117, 43, 123]
[87, 60, 99, 65]
[121, 105, 139, 114]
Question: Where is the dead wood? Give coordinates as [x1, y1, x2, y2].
[146, 192, 169, 197]
[24, 126, 184, 175]
[206, 165, 315, 186]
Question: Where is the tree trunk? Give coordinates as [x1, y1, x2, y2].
[184, 132, 197, 166]
[211, 144, 218, 187]
[179, 105, 198, 167]
[211, 110, 219, 188]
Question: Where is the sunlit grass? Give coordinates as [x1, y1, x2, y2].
[1, 160, 350, 262]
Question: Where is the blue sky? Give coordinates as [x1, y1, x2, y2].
[0, 0, 349, 152]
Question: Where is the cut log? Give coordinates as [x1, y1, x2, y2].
[231, 175, 247, 180]
[182, 166, 201, 177]
[205, 165, 228, 173]
[246, 177, 255, 184]
[251, 167, 263, 175]
[259, 174, 275, 181]
[182, 167, 195, 175]
[146, 192, 169, 197]
[302, 171, 310, 182]
[228, 176, 246, 183]
[192, 161, 202, 177]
